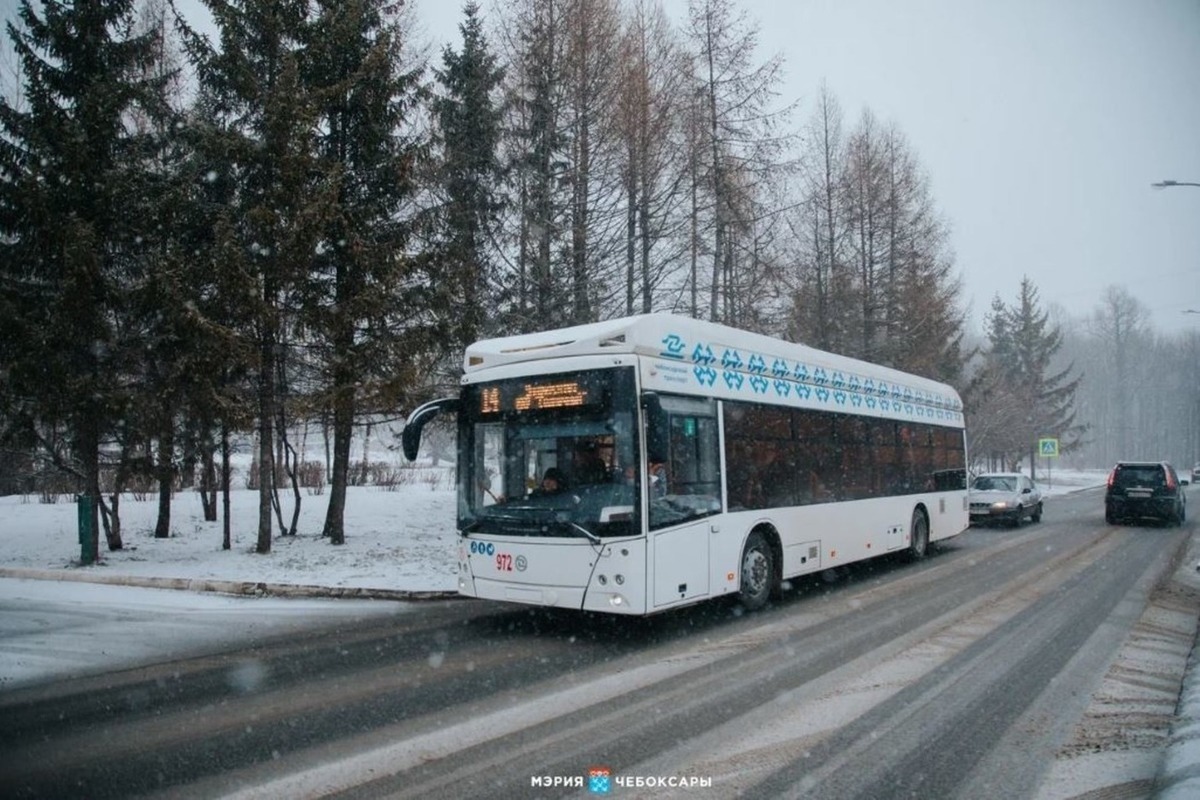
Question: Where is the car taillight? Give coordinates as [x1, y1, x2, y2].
[1107, 469, 1116, 488]
[1165, 470, 1177, 490]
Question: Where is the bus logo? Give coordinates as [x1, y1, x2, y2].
[660, 334, 686, 359]
[469, 541, 495, 556]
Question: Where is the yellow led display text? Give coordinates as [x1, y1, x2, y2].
[514, 382, 588, 411]
[481, 387, 501, 414]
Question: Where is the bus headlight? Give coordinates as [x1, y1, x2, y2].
[608, 594, 627, 608]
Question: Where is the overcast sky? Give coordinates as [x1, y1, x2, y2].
[738, 0, 1200, 337]
[7, 0, 1198, 336]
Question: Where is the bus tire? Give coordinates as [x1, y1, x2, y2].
[739, 531, 774, 611]
[907, 508, 929, 561]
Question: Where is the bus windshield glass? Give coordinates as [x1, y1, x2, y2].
[458, 367, 640, 539]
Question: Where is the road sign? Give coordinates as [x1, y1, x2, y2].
[1038, 438, 1059, 458]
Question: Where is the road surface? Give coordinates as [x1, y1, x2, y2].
[1, 487, 1197, 799]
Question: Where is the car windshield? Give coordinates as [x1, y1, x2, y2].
[973, 476, 1016, 492]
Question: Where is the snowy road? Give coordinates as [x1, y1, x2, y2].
[0, 488, 1196, 799]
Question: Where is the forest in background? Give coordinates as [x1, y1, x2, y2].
[1, 1, 1196, 560]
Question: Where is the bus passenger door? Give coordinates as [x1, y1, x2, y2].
[645, 397, 722, 608]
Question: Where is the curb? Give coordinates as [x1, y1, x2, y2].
[0, 567, 461, 602]
[1154, 526, 1200, 799]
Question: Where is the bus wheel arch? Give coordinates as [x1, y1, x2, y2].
[907, 505, 930, 560]
[738, 525, 781, 611]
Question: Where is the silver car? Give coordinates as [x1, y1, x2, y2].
[969, 472, 1044, 527]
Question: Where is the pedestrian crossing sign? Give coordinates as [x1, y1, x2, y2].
[1038, 438, 1059, 457]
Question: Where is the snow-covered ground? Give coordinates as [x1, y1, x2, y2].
[0, 481, 459, 594]
[0, 468, 1108, 689]
[0, 468, 1107, 596]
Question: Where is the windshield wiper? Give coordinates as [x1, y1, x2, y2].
[564, 520, 602, 545]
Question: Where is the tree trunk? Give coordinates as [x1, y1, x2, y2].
[199, 440, 218, 522]
[256, 335, 275, 553]
[154, 423, 173, 539]
[221, 423, 232, 551]
[322, 375, 354, 545]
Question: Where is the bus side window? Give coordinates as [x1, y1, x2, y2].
[645, 395, 721, 529]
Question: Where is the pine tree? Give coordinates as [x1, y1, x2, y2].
[301, 0, 429, 545]
[172, 86, 259, 550]
[432, 1, 505, 350]
[178, 0, 320, 554]
[0, 0, 166, 562]
[977, 279, 1086, 476]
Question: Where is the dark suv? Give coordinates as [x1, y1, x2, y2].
[1105, 461, 1187, 526]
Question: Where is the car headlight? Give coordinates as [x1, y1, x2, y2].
[991, 501, 1011, 510]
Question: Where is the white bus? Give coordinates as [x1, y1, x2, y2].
[403, 314, 968, 615]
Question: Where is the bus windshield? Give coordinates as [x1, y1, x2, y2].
[458, 367, 640, 539]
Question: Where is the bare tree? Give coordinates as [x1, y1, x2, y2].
[496, 0, 569, 329]
[1087, 286, 1148, 460]
[786, 84, 849, 351]
[615, 0, 689, 315]
[562, 0, 624, 323]
[683, 0, 793, 323]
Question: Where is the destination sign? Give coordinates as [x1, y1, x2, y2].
[478, 379, 592, 414]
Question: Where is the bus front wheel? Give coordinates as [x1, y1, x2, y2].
[739, 531, 774, 611]
[907, 509, 929, 560]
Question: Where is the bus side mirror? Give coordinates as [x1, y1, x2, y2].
[401, 397, 458, 461]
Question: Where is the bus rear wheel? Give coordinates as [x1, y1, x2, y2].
[907, 509, 929, 560]
[739, 531, 774, 611]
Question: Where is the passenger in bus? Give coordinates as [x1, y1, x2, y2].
[619, 453, 668, 495]
[648, 452, 669, 497]
[572, 440, 609, 486]
[530, 467, 567, 497]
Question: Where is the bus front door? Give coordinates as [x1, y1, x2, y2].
[652, 517, 712, 608]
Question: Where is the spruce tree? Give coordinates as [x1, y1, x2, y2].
[177, 0, 319, 554]
[0, 0, 165, 561]
[301, 0, 428, 545]
[978, 278, 1086, 477]
[433, 1, 505, 351]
